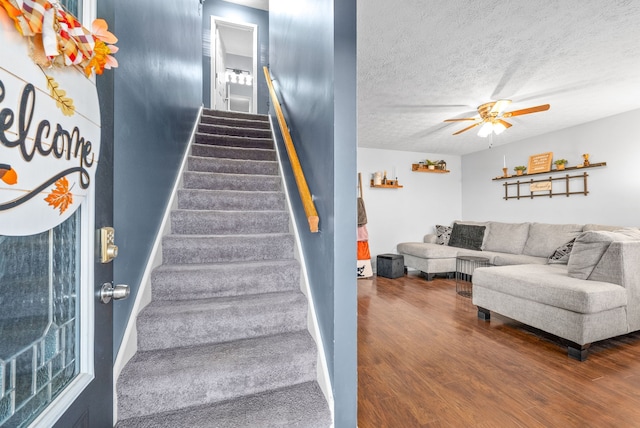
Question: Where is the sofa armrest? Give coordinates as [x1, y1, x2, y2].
[424, 234, 437, 244]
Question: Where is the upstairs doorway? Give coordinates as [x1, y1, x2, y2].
[210, 16, 258, 114]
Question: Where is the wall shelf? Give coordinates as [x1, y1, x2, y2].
[412, 164, 450, 173]
[370, 180, 403, 189]
[492, 162, 606, 181]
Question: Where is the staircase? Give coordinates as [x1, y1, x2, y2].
[116, 109, 332, 428]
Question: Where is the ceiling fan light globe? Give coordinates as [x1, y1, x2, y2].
[493, 122, 507, 135]
[477, 122, 493, 137]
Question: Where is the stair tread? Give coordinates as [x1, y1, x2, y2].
[117, 332, 318, 419]
[123, 330, 314, 375]
[116, 381, 330, 428]
[188, 155, 277, 164]
[192, 142, 275, 152]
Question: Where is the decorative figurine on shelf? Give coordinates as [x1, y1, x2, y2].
[437, 160, 447, 171]
[514, 165, 527, 176]
[583, 153, 590, 167]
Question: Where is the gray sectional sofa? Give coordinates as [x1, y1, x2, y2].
[397, 221, 640, 360]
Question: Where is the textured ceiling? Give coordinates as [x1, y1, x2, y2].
[357, 1, 640, 155]
[220, 0, 269, 12]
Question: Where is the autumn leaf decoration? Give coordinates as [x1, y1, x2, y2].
[45, 177, 74, 214]
[46, 76, 75, 116]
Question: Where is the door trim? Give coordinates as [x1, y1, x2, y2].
[210, 16, 258, 113]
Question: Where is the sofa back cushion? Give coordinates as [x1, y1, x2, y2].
[448, 223, 486, 251]
[522, 223, 583, 258]
[568, 229, 640, 281]
[483, 222, 530, 254]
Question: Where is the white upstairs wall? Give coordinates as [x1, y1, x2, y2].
[357, 148, 462, 270]
[461, 109, 640, 226]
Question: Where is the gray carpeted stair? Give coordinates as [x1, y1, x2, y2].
[116, 109, 331, 427]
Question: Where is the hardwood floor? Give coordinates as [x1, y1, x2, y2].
[358, 272, 640, 427]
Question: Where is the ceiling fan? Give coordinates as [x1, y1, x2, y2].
[444, 100, 550, 137]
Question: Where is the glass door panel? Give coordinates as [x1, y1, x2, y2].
[0, 210, 80, 428]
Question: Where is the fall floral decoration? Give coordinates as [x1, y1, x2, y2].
[46, 76, 75, 116]
[0, 0, 118, 75]
[44, 176, 73, 214]
[0, 163, 18, 185]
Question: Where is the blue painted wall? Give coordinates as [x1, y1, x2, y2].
[112, 0, 202, 358]
[269, 1, 358, 426]
[202, 1, 269, 114]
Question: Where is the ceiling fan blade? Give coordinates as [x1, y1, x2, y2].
[444, 118, 477, 122]
[503, 104, 550, 118]
[490, 99, 512, 114]
[452, 122, 480, 135]
[496, 119, 512, 128]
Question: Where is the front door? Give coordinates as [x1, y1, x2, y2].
[0, 1, 115, 426]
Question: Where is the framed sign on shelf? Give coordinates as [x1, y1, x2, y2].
[528, 152, 553, 174]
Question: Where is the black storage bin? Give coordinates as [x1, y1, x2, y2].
[376, 254, 404, 279]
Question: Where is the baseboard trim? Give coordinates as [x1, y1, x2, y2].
[112, 105, 202, 423]
[268, 116, 335, 425]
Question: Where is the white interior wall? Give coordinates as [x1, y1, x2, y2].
[357, 148, 462, 270]
[461, 109, 640, 226]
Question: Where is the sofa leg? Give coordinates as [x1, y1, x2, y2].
[423, 272, 435, 281]
[477, 307, 491, 321]
[567, 342, 590, 361]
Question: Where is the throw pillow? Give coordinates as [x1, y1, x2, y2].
[435, 225, 452, 245]
[547, 238, 575, 264]
[448, 223, 486, 251]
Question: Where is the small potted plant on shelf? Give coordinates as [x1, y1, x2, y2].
[513, 165, 527, 176]
[426, 160, 436, 170]
[554, 159, 568, 170]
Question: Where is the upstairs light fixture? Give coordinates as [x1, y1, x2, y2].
[226, 68, 253, 85]
[445, 100, 550, 138]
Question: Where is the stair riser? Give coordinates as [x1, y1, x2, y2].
[151, 261, 301, 301]
[171, 211, 289, 235]
[195, 133, 274, 150]
[202, 109, 268, 121]
[137, 297, 308, 351]
[162, 235, 295, 264]
[198, 123, 272, 139]
[182, 172, 281, 192]
[187, 156, 279, 176]
[177, 189, 285, 211]
[191, 143, 276, 161]
[200, 114, 270, 129]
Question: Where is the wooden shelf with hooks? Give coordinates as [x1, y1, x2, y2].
[492, 162, 606, 180]
[494, 162, 606, 201]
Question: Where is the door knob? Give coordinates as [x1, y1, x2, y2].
[100, 283, 130, 304]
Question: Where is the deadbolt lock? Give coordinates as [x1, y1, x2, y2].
[100, 227, 119, 263]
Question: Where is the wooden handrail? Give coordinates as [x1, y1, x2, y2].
[263, 66, 319, 233]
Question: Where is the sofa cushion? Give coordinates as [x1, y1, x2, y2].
[435, 225, 452, 245]
[547, 239, 576, 264]
[492, 253, 547, 266]
[567, 229, 640, 280]
[397, 242, 459, 259]
[483, 222, 530, 254]
[448, 223, 485, 251]
[522, 223, 583, 258]
[472, 264, 627, 314]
